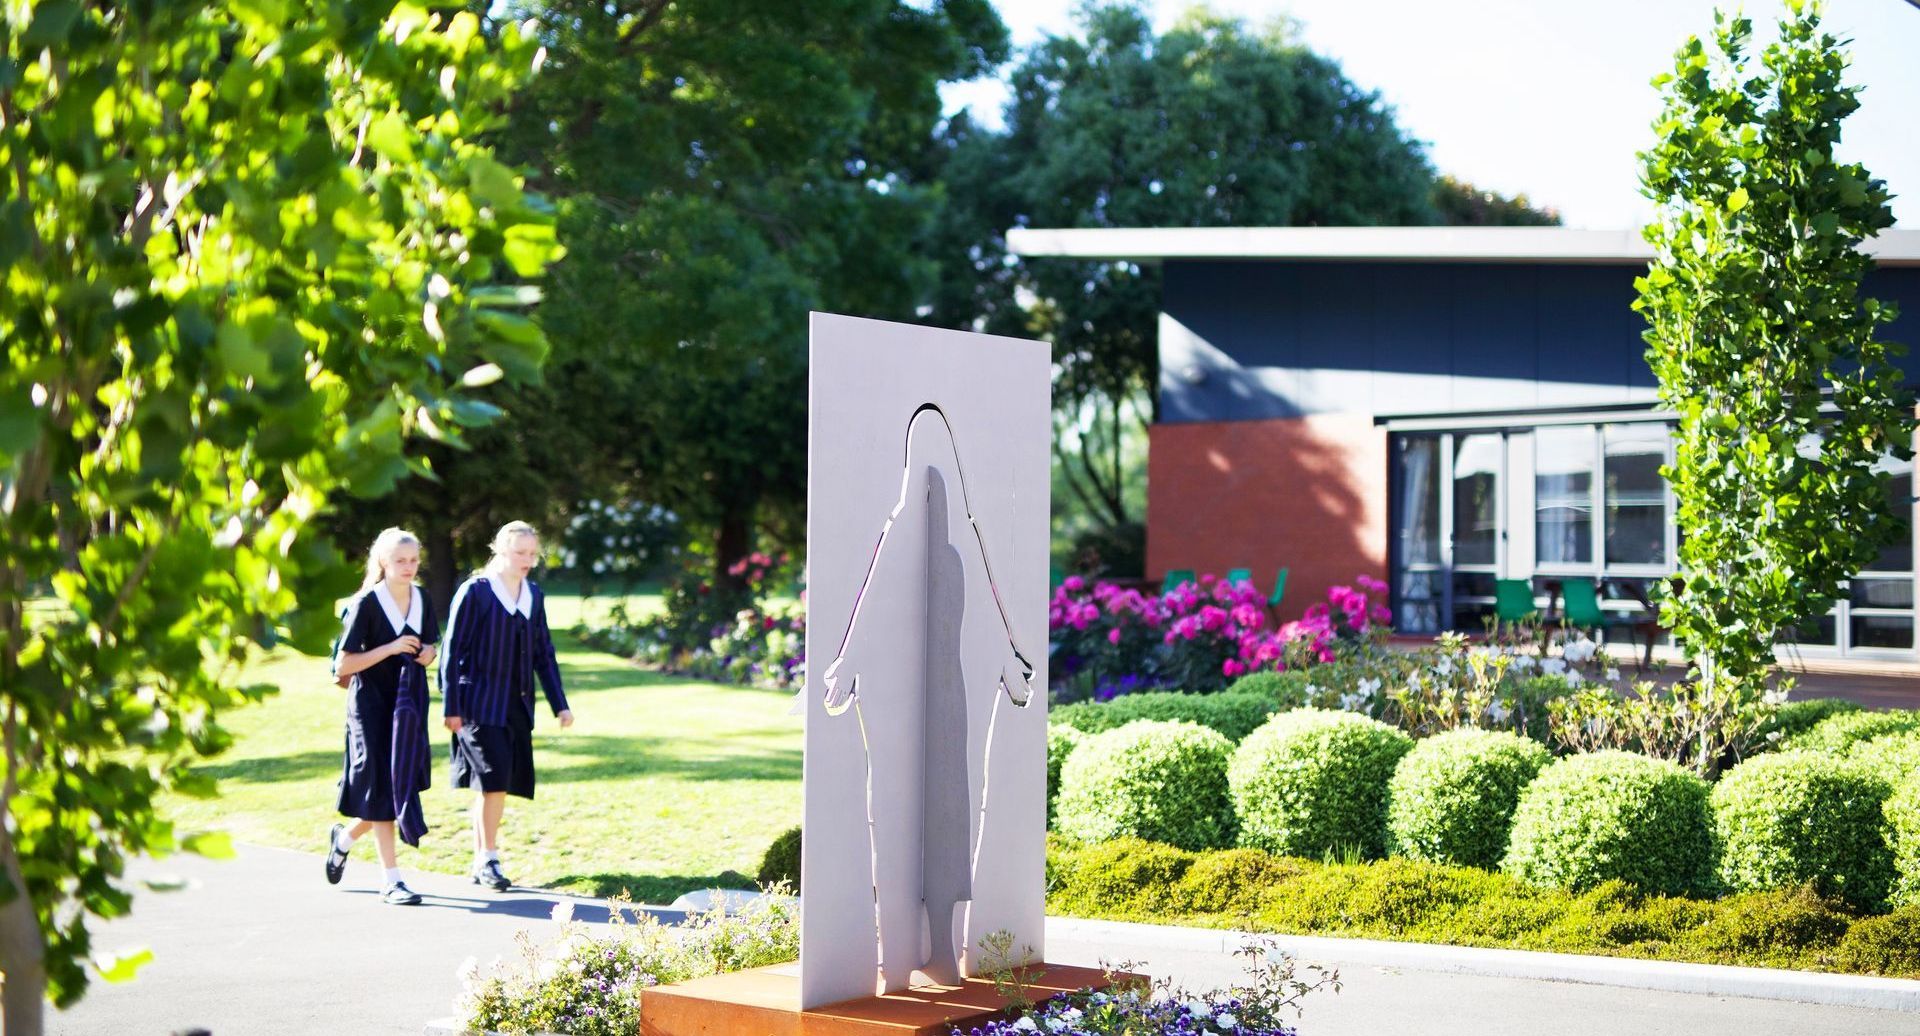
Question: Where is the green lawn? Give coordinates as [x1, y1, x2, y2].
[162, 592, 801, 904]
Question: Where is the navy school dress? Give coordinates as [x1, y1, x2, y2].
[334, 583, 439, 846]
[440, 574, 569, 800]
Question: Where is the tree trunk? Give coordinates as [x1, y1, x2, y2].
[426, 524, 459, 627]
[714, 506, 754, 593]
[0, 842, 45, 1035]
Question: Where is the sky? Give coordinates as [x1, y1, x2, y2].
[938, 0, 1920, 228]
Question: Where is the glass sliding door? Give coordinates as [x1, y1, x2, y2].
[1450, 433, 1503, 630]
[1535, 426, 1594, 567]
[1393, 435, 1443, 632]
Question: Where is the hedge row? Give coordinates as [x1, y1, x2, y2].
[1045, 837, 1920, 978]
[1051, 707, 1920, 904]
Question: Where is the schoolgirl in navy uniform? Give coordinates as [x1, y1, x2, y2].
[440, 520, 574, 891]
[325, 528, 438, 905]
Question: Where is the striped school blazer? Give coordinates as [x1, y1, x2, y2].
[439, 574, 569, 727]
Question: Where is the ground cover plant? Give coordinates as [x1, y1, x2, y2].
[1045, 838, 1920, 979]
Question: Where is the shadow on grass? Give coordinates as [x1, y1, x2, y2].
[547, 870, 759, 905]
[191, 749, 341, 784]
[539, 734, 801, 784]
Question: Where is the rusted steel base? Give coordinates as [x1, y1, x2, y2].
[640, 962, 1139, 1036]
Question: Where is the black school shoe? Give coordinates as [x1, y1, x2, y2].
[382, 882, 422, 906]
[324, 824, 349, 885]
[471, 859, 511, 892]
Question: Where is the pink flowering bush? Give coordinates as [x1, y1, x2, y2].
[1050, 573, 1391, 698]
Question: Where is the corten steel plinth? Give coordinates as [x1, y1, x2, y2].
[639, 962, 1142, 1036]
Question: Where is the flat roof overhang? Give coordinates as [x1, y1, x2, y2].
[1004, 226, 1920, 267]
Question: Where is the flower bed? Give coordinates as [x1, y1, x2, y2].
[455, 892, 798, 1035]
[580, 552, 806, 691]
[956, 938, 1335, 1036]
[1049, 574, 1391, 697]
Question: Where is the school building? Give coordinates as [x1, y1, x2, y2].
[1007, 226, 1920, 667]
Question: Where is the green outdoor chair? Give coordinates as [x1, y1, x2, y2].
[1560, 576, 1606, 629]
[1162, 568, 1196, 593]
[1269, 567, 1289, 609]
[1225, 567, 1254, 587]
[1494, 579, 1539, 625]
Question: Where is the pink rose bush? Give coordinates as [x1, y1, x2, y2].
[1050, 572, 1391, 697]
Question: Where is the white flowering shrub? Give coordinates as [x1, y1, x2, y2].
[953, 938, 1336, 1036]
[456, 890, 797, 1035]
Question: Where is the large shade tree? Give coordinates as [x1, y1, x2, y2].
[0, 2, 560, 1028]
[928, 4, 1467, 559]
[407, 0, 1011, 586]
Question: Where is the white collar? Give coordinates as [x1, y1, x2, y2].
[486, 573, 533, 617]
[374, 581, 423, 633]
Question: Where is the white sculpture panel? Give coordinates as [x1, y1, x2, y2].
[800, 313, 1050, 1009]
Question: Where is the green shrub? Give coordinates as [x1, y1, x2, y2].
[1055, 720, 1237, 850]
[1679, 886, 1853, 968]
[756, 825, 801, 891]
[1047, 724, 1084, 827]
[1711, 751, 1894, 911]
[1039, 837, 1879, 975]
[1502, 750, 1715, 896]
[1168, 848, 1306, 917]
[1834, 907, 1920, 977]
[1229, 709, 1414, 859]
[1535, 880, 1714, 954]
[1254, 855, 1520, 938]
[1225, 670, 1315, 708]
[1754, 697, 1862, 747]
[1848, 732, 1920, 787]
[1386, 729, 1551, 869]
[1887, 776, 1920, 907]
[1046, 837, 1194, 918]
[1051, 689, 1280, 743]
[1782, 708, 1920, 754]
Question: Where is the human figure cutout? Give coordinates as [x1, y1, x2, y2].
[821, 404, 1034, 992]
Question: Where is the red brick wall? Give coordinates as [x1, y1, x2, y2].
[1146, 413, 1388, 617]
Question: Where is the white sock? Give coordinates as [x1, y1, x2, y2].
[383, 867, 403, 887]
[484, 849, 500, 864]
[335, 829, 356, 852]
[476, 849, 499, 867]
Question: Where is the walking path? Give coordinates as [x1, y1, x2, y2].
[48, 845, 1920, 1036]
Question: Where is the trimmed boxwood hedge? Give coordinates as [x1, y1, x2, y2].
[1848, 732, 1920, 787]
[1711, 751, 1895, 911]
[1501, 750, 1715, 896]
[1051, 689, 1279, 743]
[1386, 728, 1551, 869]
[1224, 670, 1315, 708]
[1229, 708, 1413, 860]
[1047, 724, 1084, 827]
[757, 825, 801, 891]
[1783, 708, 1920, 754]
[1755, 697, 1862, 747]
[1887, 776, 1920, 907]
[1054, 720, 1237, 851]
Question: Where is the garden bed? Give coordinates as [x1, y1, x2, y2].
[1045, 838, 1920, 979]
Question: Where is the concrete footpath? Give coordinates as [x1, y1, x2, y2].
[48, 845, 1920, 1036]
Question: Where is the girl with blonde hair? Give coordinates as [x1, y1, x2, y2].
[438, 520, 574, 891]
[325, 527, 439, 905]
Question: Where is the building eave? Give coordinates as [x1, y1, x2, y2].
[1004, 225, 1920, 267]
